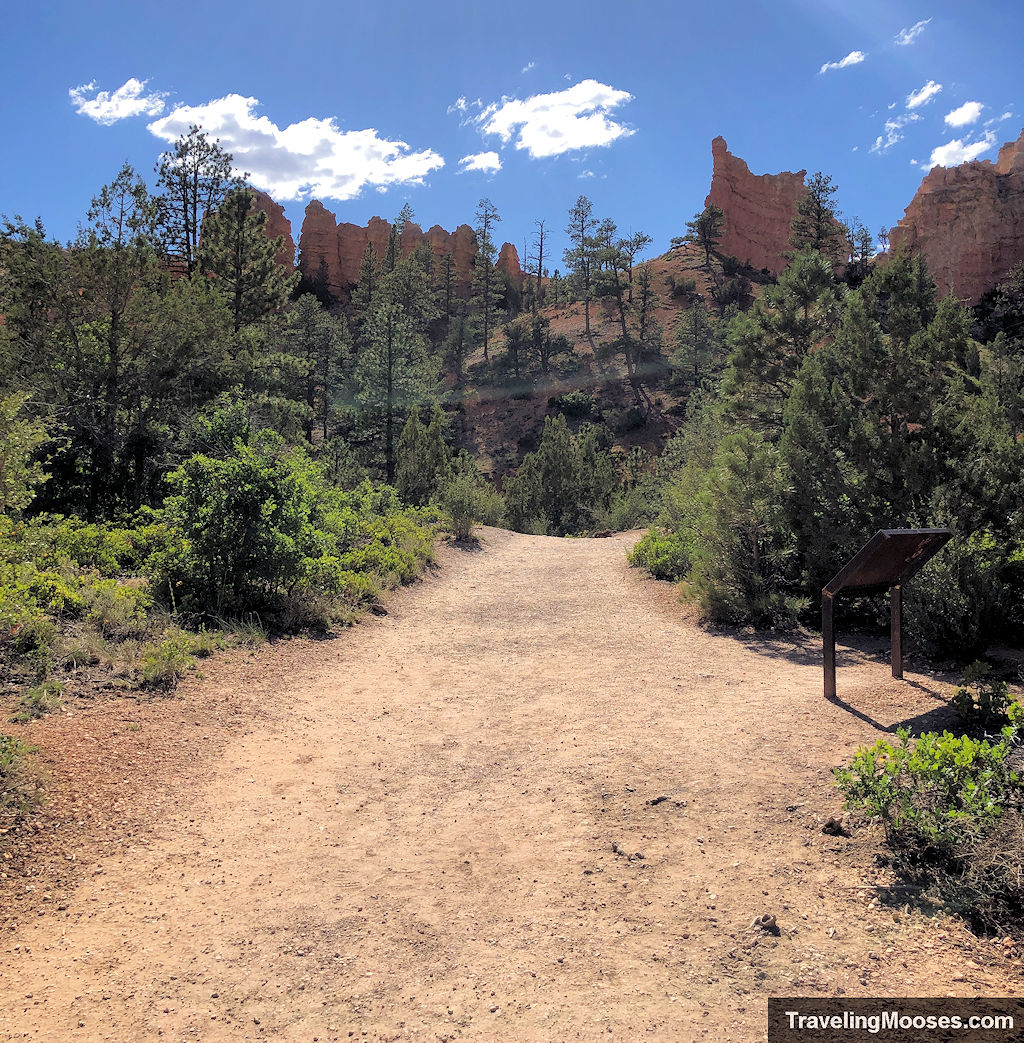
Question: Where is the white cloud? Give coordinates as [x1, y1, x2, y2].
[448, 96, 468, 114]
[521, 61, 535, 74]
[906, 80, 942, 109]
[895, 19, 931, 46]
[819, 50, 866, 74]
[474, 79, 633, 158]
[927, 130, 998, 168]
[870, 112, 921, 153]
[945, 101, 983, 128]
[578, 169, 595, 178]
[69, 78, 166, 124]
[147, 94, 443, 201]
[458, 151, 501, 174]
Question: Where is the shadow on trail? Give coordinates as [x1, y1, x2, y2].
[825, 693, 960, 736]
[720, 626, 961, 737]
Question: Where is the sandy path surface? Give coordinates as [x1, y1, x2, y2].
[0, 528, 1019, 1042]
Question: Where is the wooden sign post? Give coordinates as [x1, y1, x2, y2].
[822, 529, 952, 701]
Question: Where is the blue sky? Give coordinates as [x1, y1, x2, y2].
[2, 1, 1021, 269]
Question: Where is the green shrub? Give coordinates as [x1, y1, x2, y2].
[82, 578, 153, 638]
[905, 533, 1015, 661]
[835, 726, 1019, 844]
[0, 734, 40, 826]
[442, 473, 489, 540]
[835, 713, 1024, 935]
[629, 528, 692, 581]
[139, 630, 197, 690]
[161, 432, 344, 614]
[557, 391, 596, 418]
[12, 680, 64, 722]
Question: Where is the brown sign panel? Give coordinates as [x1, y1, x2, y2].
[824, 528, 953, 596]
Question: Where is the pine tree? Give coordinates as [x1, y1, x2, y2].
[199, 187, 298, 333]
[564, 196, 599, 354]
[155, 125, 241, 275]
[683, 205, 725, 267]
[351, 243, 380, 331]
[790, 172, 847, 264]
[672, 299, 716, 389]
[723, 247, 842, 434]
[470, 198, 502, 364]
[395, 403, 449, 505]
[278, 295, 350, 442]
[355, 303, 439, 482]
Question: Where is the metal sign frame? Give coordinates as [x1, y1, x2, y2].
[822, 528, 952, 700]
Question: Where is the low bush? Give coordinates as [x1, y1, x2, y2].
[835, 710, 1024, 936]
[629, 528, 692, 581]
[0, 734, 41, 828]
[556, 391, 597, 418]
[904, 533, 1019, 662]
[11, 680, 64, 722]
[83, 578, 153, 638]
[139, 629, 198, 690]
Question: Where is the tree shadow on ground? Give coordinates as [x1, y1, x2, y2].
[446, 535, 485, 553]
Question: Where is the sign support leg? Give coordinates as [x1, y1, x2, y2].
[891, 584, 903, 679]
[823, 593, 836, 700]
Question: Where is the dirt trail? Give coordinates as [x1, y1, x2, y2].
[0, 528, 1019, 1042]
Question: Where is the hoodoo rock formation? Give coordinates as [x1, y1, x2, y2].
[250, 189, 296, 269]
[888, 128, 1024, 303]
[704, 136, 806, 276]
[296, 203, 521, 299]
[497, 242, 523, 284]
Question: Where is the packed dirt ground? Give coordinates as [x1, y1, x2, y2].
[1, 528, 1020, 1041]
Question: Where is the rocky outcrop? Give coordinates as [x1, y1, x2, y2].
[250, 189, 295, 268]
[296, 206, 520, 298]
[704, 136, 806, 276]
[887, 128, 1024, 302]
[296, 200, 343, 295]
[497, 243, 523, 285]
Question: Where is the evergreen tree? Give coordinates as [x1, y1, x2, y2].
[723, 247, 842, 434]
[470, 198, 502, 364]
[155, 125, 241, 275]
[672, 299, 716, 389]
[277, 295, 350, 442]
[526, 219, 547, 310]
[594, 220, 652, 410]
[564, 196, 599, 354]
[199, 187, 298, 333]
[354, 303, 439, 482]
[790, 171, 847, 264]
[395, 404, 449, 505]
[351, 243, 380, 330]
[688, 430, 796, 626]
[683, 204, 725, 267]
[503, 414, 615, 535]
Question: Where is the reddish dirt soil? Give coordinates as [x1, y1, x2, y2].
[1, 528, 1020, 1041]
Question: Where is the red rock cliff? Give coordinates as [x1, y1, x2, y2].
[887, 128, 1024, 303]
[297, 204, 520, 298]
[250, 189, 295, 268]
[704, 136, 806, 276]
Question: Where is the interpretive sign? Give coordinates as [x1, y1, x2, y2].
[822, 528, 952, 700]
